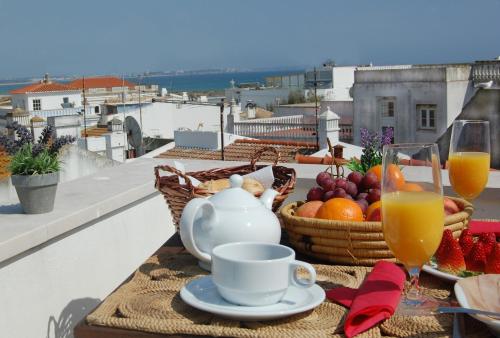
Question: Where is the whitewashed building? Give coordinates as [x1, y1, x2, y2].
[9, 74, 84, 120]
[352, 63, 474, 145]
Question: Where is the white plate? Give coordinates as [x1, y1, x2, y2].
[454, 283, 500, 335]
[422, 262, 462, 282]
[180, 275, 325, 321]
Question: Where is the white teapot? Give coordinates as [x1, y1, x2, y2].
[179, 174, 281, 270]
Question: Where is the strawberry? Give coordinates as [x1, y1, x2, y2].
[478, 232, 496, 256]
[485, 242, 500, 274]
[458, 229, 474, 257]
[435, 230, 466, 274]
[465, 241, 487, 272]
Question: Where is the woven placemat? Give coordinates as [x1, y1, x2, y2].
[86, 252, 492, 337]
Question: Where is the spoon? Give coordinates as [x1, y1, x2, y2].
[437, 307, 500, 319]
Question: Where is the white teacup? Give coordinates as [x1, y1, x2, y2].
[211, 242, 317, 306]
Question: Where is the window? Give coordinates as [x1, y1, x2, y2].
[417, 104, 437, 129]
[32, 99, 41, 111]
[378, 97, 396, 117]
[63, 97, 69, 104]
[94, 106, 100, 114]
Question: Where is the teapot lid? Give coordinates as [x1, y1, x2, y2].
[209, 175, 263, 209]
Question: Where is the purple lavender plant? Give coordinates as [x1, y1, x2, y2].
[0, 122, 76, 175]
[348, 127, 395, 174]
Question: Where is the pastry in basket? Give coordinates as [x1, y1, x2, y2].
[199, 178, 265, 194]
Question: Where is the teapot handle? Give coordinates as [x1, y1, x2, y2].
[179, 198, 217, 265]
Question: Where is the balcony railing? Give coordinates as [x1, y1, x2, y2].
[33, 107, 94, 119]
[472, 60, 500, 84]
[234, 115, 317, 143]
[233, 115, 353, 143]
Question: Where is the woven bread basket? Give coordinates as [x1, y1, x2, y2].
[281, 196, 473, 266]
[155, 146, 296, 231]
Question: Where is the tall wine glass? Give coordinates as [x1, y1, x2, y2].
[382, 143, 444, 315]
[448, 120, 490, 200]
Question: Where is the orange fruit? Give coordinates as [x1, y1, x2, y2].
[315, 198, 364, 222]
[367, 165, 382, 182]
[366, 201, 382, 221]
[385, 164, 405, 190]
[296, 201, 323, 218]
[400, 182, 424, 192]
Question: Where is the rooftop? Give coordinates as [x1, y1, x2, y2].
[10, 82, 79, 95]
[68, 76, 136, 90]
[0, 155, 499, 337]
[156, 139, 317, 163]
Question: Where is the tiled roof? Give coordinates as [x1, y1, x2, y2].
[69, 76, 136, 90]
[10, 82, 79, 95]
[82, 127, 109, 137]
[156, 139, 317, 163]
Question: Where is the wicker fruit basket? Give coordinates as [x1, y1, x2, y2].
[155, 147, 296, 230]
[281, 196, 473, 266]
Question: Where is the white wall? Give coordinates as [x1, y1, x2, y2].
[0, 194, 174, 338]
[174, 130, 249, 150]
[331, 66, 355, 101]
[25, 92, 82, 111]
[115, 102, 230, 139]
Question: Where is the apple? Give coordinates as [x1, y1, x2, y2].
[296, 201, 323, 218]
[444, 197, 460, 216]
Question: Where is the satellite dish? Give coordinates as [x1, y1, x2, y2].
[124, 116, 144, 156]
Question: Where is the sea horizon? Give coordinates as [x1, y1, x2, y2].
[0, 68, 304, 95]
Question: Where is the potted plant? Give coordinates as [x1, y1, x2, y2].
[0, 123, 75, 213]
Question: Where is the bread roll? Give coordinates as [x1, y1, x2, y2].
[198, 177, 265, 195]
[198, 178, 230, 193]
[242, 178, 265, 195]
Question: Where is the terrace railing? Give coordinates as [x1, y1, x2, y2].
[473, 60, 500, 84]
[233, 115, 318, 144]
[339, 124, 353, 141]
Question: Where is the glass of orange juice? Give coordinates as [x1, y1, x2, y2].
[382, 143, 444, 315]
[448, 120, 490, 200]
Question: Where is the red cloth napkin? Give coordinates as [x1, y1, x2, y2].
[468, 220, 500, 236]
[326, 261, 405, 338]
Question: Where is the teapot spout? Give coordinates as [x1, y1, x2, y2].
[260, 189, 279, 210]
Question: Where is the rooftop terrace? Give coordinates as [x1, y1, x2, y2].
[0, 157, 499, 337]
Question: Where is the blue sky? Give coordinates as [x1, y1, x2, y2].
[0, 0, 499, 78]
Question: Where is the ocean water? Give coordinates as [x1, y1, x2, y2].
[0, 70, 302, 95]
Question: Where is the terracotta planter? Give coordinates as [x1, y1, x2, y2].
[11, 172, 59, 214]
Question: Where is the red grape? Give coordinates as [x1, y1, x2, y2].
[356, 192, 368, 200]
[332, 188, 347, 198]
[361, 172, 378, 190]
[372, 181, 381, 190]
[307, 187, 324, 201]
[344, 194, 353, 200]
[316, 172, 331, 187]
[367, 189, 381, 204]
[356, 199, 369, 213]
[321, 178, 336, 191]
[334, 178, 348, 190]
[345, 181, 358, 197]
[322, 190, 335, 201]
[347, 171, 363, 186]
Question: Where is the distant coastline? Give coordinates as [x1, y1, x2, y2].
[0, 68, 304, 95]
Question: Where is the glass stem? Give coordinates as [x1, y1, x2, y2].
[407, 267, 421, 301]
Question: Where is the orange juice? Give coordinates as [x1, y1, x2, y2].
[449, 152, 490, 200]
[382, 191, 444, 268]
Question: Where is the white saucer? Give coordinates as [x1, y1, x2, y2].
[180, 276, 326, 321]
